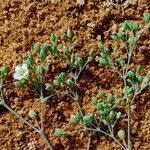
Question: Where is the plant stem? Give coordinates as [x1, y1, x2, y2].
[87, 134, 92, 150]
[127, 102, 131, 150]
[76, 60, 89, 81]
[86, 127, 126, 150]
[40, 74, 44, 130]
[2, 102, 38, 131]
[1, 102, 53, 149]
[38, 130, 53, 150]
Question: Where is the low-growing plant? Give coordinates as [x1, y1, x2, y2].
[53, 13, 150, 150]
[0, 13, 150, 150]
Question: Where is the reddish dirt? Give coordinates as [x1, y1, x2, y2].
[0, 0, 150, 150]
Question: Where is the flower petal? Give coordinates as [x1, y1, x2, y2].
[15, 65, 21, 72]
[22, 64, 28, 71]
[13, 73, 20, 80]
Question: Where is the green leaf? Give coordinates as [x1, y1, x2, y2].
[99, 58, 108, 65]
[88, 49, 95, 61]
[67, 29, 73, 41]
[119, 58, 126, 67]
[58, 72, 66, 83]
[33, 43, 41, 53]
[15, 78, 28, 88]
[107, 94, 113, 103]
[115, 98, 121, 105]
[127, 86, 134, 96]
[98, 43, 104, 51]
[122, 22, 130, 31]
[64, 29, 73, 42]
[102, 119, 109, 126]
[50, 33, 57, 43]
[117, 32, 123, 40]
[113, 46, 119, 54]
[0, 66, 8, 78]
[109, 111, 116, 120]
[40, 48, 46, 61]
[136, 65, 142, 74]
[127, 71, 135, 78]
[92, 97, 98, 105]
[96, 103, 103, 111]
[135, 76, 143, 83]
[43, 43, 52, 52]
[144, 13, 150, 24]
[40, 97, 49, 103]
[27, 52, 34, 66]
[111, 35, 118, 41]
[37, 66, 45, 75]
[100, 52, 107, 59]
[131, 22, 139, 31]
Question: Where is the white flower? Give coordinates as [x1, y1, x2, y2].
[13, 64, 28, 80]
[77, 0, 85, 6]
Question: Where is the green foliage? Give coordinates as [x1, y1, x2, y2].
[0, 66, 8, 79]
[54, 128, 67, 137]
[1, 13, 150, 150]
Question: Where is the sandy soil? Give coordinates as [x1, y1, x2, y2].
[0, 0, 150, 150]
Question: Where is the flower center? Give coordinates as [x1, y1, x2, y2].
[19, 68, 26, 76]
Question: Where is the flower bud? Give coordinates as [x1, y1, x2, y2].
[109, 111, 116, 120]
[29, 110, 37, 120]
[119, 58, 126, 67]
[102, 119, 109, 126]
[127, 36, 136, 46]
[116, 112, 121, 120]
[66, 79, 75, 88]
[96, 103, 103, 111]
[54, 128, 66, 137]
[111, 35, 118, 41]
[70, 115, 79, 125]
[127, 71, 135, 79]
[45, 83, 53, 91]
[115, 98, 121, 105]
[83, 114, 95, 124]
[67, 29, 73, 41]
[117, 129, 126, 139]
[113, 46, 118, 54]
[107, 94, 113, 103]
